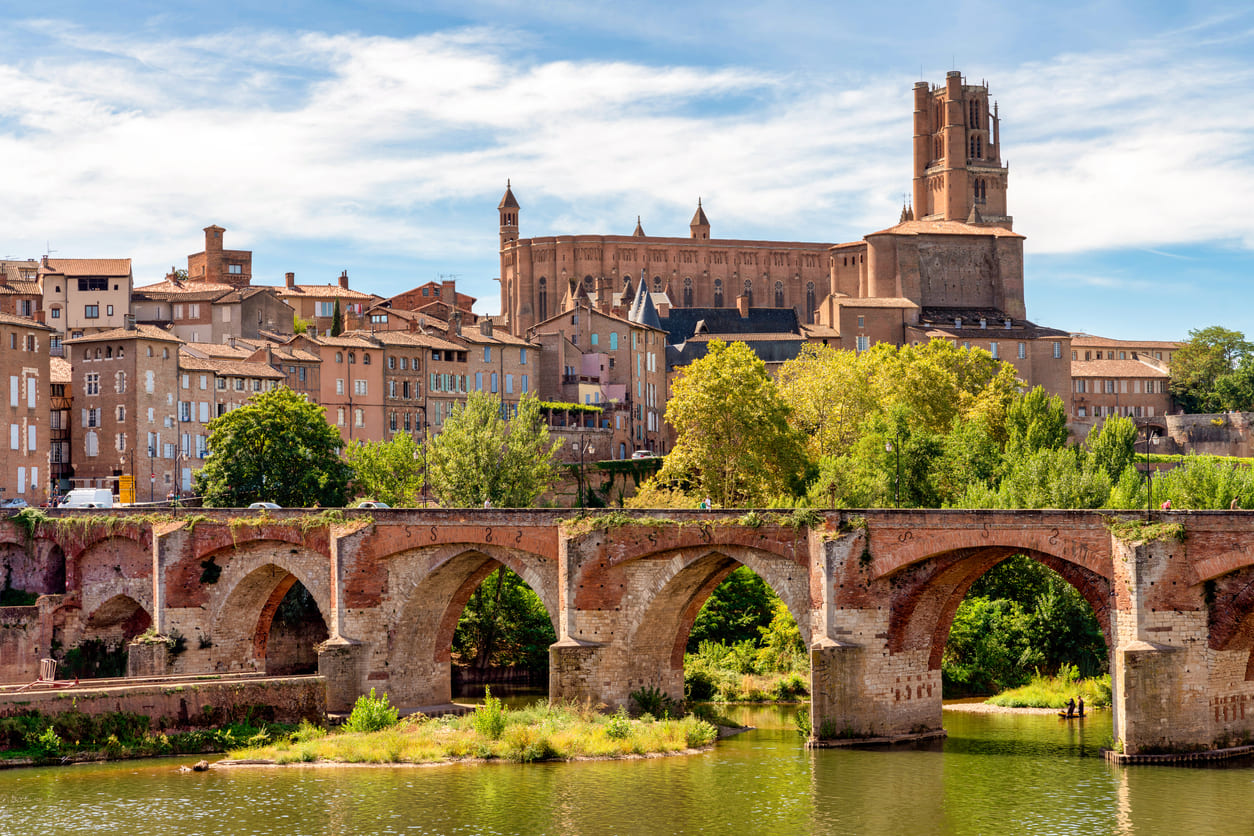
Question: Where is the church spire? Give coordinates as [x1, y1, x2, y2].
[633, 216, 646, 237]
[689, 198, 710, 239]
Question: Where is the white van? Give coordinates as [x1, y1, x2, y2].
[60, 488, 115, 509]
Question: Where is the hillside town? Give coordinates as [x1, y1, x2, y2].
[0, 72, 1191, 506]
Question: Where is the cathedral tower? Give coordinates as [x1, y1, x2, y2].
[911, 72, 1012, 228]
[498, 180, 519, 250]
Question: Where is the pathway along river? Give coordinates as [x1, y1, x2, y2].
[1, 706, 1252, 835]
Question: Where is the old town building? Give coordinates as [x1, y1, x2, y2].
[49, 357, 72, 495]
[1068, 334, 1180, 437]
[40, 257, 134, 341]
[0, 260, 44, 322]
[133, 277, 294, 344]
[0, 315, 53, 504]
[62, 324, 180, 498]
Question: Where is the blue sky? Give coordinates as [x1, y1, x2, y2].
[1, 1, 1252, 341]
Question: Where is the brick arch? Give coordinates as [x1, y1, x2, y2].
[385, 543, 557, 707]
[72, 535, 153, 620]
[191, 525, 325, 564]
[205, 542, 332, 673]
[618, 544, 810, 701]
[881, 545, 1114, 671]
[84, 593, 151, 643]
[1204, 565, 1254, 660]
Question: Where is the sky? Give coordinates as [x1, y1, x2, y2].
[0, 1, 1252, 341]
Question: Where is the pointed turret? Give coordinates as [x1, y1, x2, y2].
[689, 198, 710, 239]
[498, 179, 519, 250]
[899, 202, 915, 223]
[628, 271, 662, 331]
[632, 216, 646, 237]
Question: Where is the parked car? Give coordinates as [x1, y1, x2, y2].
[247, 502, 282, 510]
[631, 450, 657, 459]
[0, 498, 29, 509]
[355, 501, 390, 509]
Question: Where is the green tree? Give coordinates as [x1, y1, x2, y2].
[776, 344, 876, 459]
[659, 340, 807, 506]
[1170, 326, 1252, 413]
[344, 431, 425, 506]
[1004, 387, 1070, 460]
[452, 568, 556, 670]
[957, 446, 1112, 510]
[194, 387, 350, 507]
[427, 393, 558, 507]
[1085, 414, 1138, 483]
[330, 299, 344, 336]
[687, 567, 777, 650]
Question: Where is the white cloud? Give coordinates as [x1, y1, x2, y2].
[0, 16, 1250, 293]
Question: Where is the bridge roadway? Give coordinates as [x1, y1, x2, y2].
[2, 507, 1253, 756]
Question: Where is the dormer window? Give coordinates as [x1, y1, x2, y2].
[1004, 319, 1011, 329]
[954, 317, 962, 328]
[979, 318, 987, 329]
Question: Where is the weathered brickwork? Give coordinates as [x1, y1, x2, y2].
[3, 508, 1254, 755]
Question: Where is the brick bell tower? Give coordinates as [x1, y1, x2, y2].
[911, 71, 1012, 229]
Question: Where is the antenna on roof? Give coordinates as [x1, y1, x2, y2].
[44, 242, 57, 258]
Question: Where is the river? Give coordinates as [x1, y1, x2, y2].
[1, 705, 1252, 835]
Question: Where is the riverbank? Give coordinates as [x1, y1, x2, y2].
[944, 701, 1079, 715]
[227, 698, 718, 765]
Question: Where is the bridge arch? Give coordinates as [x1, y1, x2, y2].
[385, 543, 557, 707]
[880, 544, 1114, 674]
[71, 535, 153, 622]
[203, 540, 332, 674]
[615, 543, 810, 704]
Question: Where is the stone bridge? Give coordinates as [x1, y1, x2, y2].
[2, 508, 1253, 756]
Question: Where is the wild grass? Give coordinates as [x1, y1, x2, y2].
[986, 669, 1112, 709]
[229, 698, 718, 765]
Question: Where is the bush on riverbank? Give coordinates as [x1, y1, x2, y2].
[683, 597, 810, 703]
[0, 708, 288, 764]
[229, 696, 718, 765]
[986, 666, 1112, 709]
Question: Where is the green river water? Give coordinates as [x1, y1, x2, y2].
[1, 706, 1252, 836]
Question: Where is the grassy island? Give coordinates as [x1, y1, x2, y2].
[985, 668, 1112, 709]
[225, 690, 719, 766]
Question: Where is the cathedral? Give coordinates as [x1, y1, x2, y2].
[497, 71, 1070, 401]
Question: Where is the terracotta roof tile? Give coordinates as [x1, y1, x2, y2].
[43, 258, 132, 277]
[64, 324, 180, 344]
[267, 284, 377, 300]
[50, 357, 72, 384]
[1070, 333, 1182, 349]
[1071, 359, 1169, 377]
[867, 219, 1024, 239]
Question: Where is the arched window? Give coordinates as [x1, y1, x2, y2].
[683, 277, 693, 307]
[363, 353, 371, 365]
[806, 282, 816, 324]
[348, 352, 355, 364]
[743, 279, 753, 307]
[95, 348, 101, 359]
[538, 277, 547, 321]
[935, 136, 942, 160]
[774, 281, 784, 308]
[105, 346, 112, 358]
[969, 136, 976, 159]
[713, 279, 723, 307]
[653, 275, 662, 292]
[975, 135, 982, 159]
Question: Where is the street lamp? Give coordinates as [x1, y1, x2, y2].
[572, 440, 595, 507]
[1141, 421, 1160, 521]
[885, 432, 902, 508]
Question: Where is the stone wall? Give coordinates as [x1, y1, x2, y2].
[0, 675, 325, 728]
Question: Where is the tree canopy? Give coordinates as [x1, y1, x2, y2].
[657, 339, 807, 506]
[1170, 326, 1254, 413]
[343, 431, 426, 506]
[426, 393, 558, 507]
[194, 387, 351, 507]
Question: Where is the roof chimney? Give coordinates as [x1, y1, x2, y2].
[452, 312, 462, 336]
[441, 279, 455, 303]
[479, 318, 493, 337]
[338, 270, 349, 290]
[124, 314, 136, 331]
[285, 272, 295, 289]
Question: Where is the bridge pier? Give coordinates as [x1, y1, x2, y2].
[1110, 536, 1211, 755]
[317, 637, 368, 713]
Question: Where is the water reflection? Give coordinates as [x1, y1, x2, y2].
[2, 706, 1253, 835]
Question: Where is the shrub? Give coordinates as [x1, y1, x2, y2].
[471, 687, 507, 740]
[343, 689, 400, 734]
[629, 686, 676, 718]
[604, 707, 631, 740]
[29, 726, 63, 757]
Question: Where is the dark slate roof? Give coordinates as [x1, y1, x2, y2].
[658, 307, 801, 346]
[916, 307, 1069, 339]
[628, 278, 662, 330]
